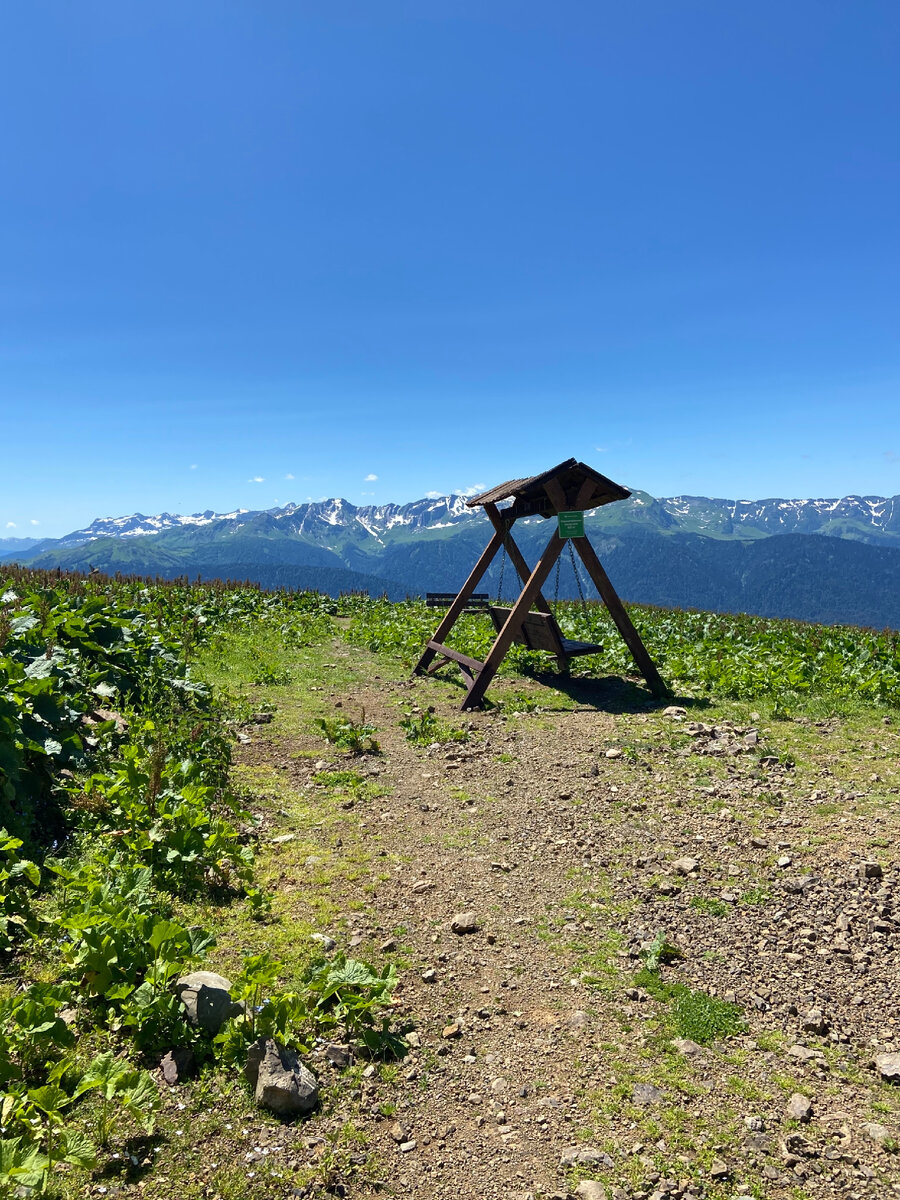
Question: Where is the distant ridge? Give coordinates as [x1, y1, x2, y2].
[6, 490, 900, 629]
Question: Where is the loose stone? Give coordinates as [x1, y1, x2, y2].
[244, 1037, 318, 1117]
[672, 856, 699, 874]
[559, 1146, 614, 1167]
[787, 1093, 813, 1122]
[451, 911, 478, 934]
[575, 1183, 606, 1200]
[175, 971, 240, 1035]
[874, 1052, 900, 1081]
[632, 1082, 664, 1105]
[860, 1121, 891, 1147]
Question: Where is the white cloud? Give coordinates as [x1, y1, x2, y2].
[595, 446, 608, 453]
[285, 472, 295, 480]
[364, 473, 378, 482]
[190, 463, 198, 470]
[30, 519, 40, 526]
[425, 490, 443, 499]
[5, 521, 15, 528]
[455, 483, 485, 497]
[248, 476, 265, 483]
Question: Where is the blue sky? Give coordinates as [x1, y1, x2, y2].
[2, 1, 899, 537]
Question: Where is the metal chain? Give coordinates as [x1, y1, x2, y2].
[568, 539, 588, 611]
[496, 538, 507, 603]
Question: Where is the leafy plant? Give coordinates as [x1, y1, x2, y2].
[308, 955, 404, 1058]
[73, 1051, 159, 1145]
[314, 710, 380, 754]
[0, 829, 40, 952]
[671, 988, 746, 1044]
[399, 706, 468, 746]
[641, 929, 683, 971]
[689, 895, 730, 917]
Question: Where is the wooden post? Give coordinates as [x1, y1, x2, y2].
[483, 503, 552, 615]
[413, 527, 505, 676]
[572, 536, 669, 698]
[462, 530, 566, 710]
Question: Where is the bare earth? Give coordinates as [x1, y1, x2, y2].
[173, 639, 900, 1200]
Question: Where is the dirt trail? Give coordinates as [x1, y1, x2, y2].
[236, 643, 900, 1200]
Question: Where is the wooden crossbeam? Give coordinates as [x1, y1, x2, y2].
[461, 529, 566, 710]
[413, 526, 504, 677]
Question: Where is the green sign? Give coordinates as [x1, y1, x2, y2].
[557, 510, 584, 538]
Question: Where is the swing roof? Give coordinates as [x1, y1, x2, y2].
[465, 458, 630, 514]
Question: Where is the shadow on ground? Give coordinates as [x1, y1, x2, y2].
[520, 672, 710, 714]
[430, 663, 710, 715]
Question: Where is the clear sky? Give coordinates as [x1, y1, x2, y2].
[2, 1, 899, 537]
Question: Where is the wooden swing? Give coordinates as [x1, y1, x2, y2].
[413, 458, 668, 709]
[485, 532, 604, 670]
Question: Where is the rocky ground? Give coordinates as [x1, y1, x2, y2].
[141, 636, 900, 1200]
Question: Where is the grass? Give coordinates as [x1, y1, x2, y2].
[690, 896, 731, 917]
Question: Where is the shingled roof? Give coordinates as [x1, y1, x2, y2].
[465, 458, 630, 513]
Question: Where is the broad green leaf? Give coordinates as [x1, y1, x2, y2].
[148, 919, 187, 952]
[0, 1135, 48, 1186]
[59, 1128, 97, 1168]
[26, 1084, 71, 1117]
[73, 1051, 126, 1100]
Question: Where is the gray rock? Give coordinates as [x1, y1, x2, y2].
[160, 1047, 195, 1085]
[710, 1158, 730, 1179]
[663, 706, 687, 716]
[787, 1092, 813, 1122]
[860, 1121, 892, 1147]
[858, 861, 883, 879]
[783, 874, 816, 894]
[744, 1115, 766, 1132]
[800, 1008, 828, 1035]
[451, 910, 478, 934]
[311, 932, 336, 951]
[324, 1043, 352, 1068]
[559, 1146, 614, 1168]
[787, 1044, 825, 1064]
[575, 1183, 607, 1200]
[244, 1037, 318, 1117]
[672, 856, 699, 875]
[175, 971, 240, 1035]
[632, 1082, 664, 1105]
[672, 1038, 703, 1056]
[874, 1052, 900, 1081]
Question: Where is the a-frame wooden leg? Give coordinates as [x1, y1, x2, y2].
[482, 503, 553, 615]
[413, 527, 505, 676]
[572, 536, 669, 698]
[462, 532, 566, 710]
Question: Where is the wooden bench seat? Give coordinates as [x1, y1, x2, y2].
[488, 606, 602, 659]
[426, 592, 490, 611]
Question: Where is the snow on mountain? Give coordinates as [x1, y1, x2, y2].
[42, 492, 900, 553]
[55, 509, 249, 548]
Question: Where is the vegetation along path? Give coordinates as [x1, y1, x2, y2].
[1, 573, 898, 1199]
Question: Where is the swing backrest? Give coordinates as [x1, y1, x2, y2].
[488, 606, 565, 654]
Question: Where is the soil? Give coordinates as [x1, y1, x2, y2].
[162, 643, 900, 1200]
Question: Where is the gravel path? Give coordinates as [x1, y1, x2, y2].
[232, 651, 900, 1200]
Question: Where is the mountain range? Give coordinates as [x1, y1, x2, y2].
[4, 491, 900, 629]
